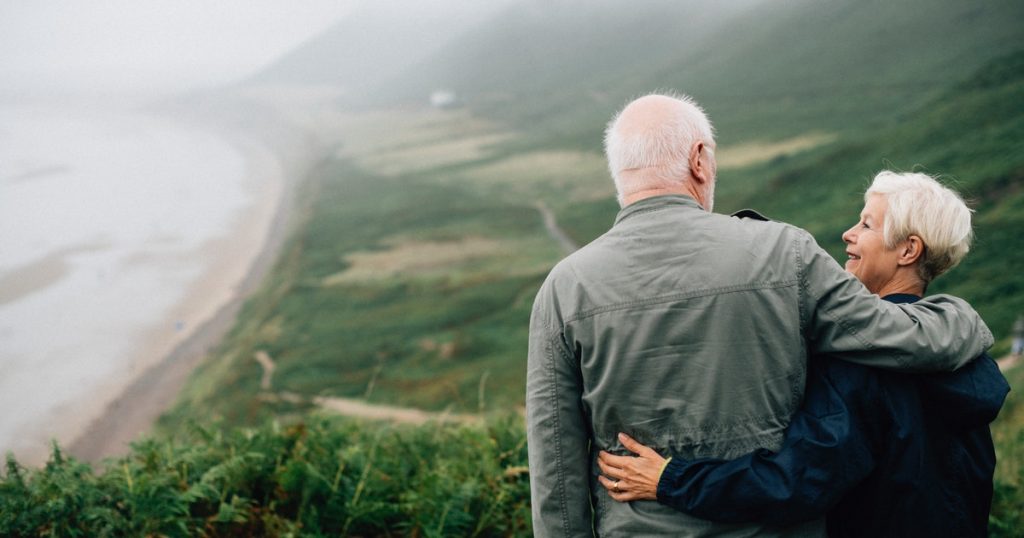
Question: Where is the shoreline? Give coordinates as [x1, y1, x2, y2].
[65, 92, 331, 464]
[66, 146, 307, 464]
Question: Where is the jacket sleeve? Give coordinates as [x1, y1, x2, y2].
[795, 230, 993, 372]
[655, 360, 880, 526]
[526, 279, 593, 537]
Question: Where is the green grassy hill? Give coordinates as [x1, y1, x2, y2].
[658, 0, 1024, 142]
[247, 2, 513, 91]
[255, 0, 1023, 150]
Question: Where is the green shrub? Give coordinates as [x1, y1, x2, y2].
[1, 416, 530, 537]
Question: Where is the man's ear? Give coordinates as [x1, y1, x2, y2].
[689, 142, 710, 185]
[898, 235, 925, 266]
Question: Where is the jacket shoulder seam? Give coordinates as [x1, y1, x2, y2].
[567, 280, 799, 322]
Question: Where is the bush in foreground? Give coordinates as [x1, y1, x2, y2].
[3, 404, 1022, 536]
[0, 416, 530, 537]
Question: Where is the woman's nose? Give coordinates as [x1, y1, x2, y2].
[842, 226, 855, 244]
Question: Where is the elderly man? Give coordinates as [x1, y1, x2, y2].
[525, 93, 994, 536]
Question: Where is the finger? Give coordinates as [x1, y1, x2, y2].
[597, 474, 617, 492]
[618, 432, 655, 457]
[601, 479, 638, 503]
[611, 489, 636, 502]
[597, 457, 623, 480]
[600, 451, 636, 469]
[610, 489, 639, 503]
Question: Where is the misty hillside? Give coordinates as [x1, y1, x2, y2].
[253, 1, 764, 117]
[248, 1, 514, 90]
[254, 0, 1023, 147]
[361, 0, 764, 102]
[659, 0, 1024, 141]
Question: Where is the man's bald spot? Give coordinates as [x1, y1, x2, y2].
[613, 94, 689, 142]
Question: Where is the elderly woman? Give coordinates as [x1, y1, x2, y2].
[597, 171, 1009, 537]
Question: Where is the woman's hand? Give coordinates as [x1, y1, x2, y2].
[597, 432, 667, 502]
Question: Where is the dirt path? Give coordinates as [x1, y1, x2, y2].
[254, 350, 276, 390]
[998, 354, 1020, 372]
[314, 396, 479, 425]
[534, 200, 579, 255]
[256, 391, 480, 425]
[252, 350, 479, 425]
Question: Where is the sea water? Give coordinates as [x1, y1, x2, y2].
[0, 99, 259, 463]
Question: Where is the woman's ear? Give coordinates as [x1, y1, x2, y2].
[898, 235, 925, 266]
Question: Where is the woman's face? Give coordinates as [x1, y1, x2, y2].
[842, 194, 904, 294]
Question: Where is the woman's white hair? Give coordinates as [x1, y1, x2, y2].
[867, 171, 974, 283]
[604, 93, 715, 204]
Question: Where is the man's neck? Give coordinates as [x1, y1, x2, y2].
[622, 186, 705, 208]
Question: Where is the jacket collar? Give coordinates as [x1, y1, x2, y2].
[882, 293, 922, 304]
[614, 194, 704, 226]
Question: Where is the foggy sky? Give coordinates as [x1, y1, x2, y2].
[0, 0, 359, 95]
[0, 0, 766, 98]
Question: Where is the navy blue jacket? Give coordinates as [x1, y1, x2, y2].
[656, 294, 1010, 537]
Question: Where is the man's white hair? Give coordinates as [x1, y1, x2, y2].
[866, 171, 974, 283]
[604, 93, 715, 205]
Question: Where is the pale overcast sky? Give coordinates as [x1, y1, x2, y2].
[0, 0, 358, 94]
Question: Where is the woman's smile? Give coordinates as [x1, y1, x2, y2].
[841, 194, 902, 294]
[845, 249, 861, 268]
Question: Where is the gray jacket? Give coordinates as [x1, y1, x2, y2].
[526, 195, 993, 537]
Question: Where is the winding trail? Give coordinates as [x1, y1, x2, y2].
[534, 201, 579, 255]
[256, 391, 480, 425]
[253, 350, 276, 390]
[313, 396, 479, 425]
[252, 351, 479, 424]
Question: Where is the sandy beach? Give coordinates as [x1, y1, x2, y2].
[0, 88, 340, 466]
[64, 139, 291, 463]
[67, 89, 345, 464]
